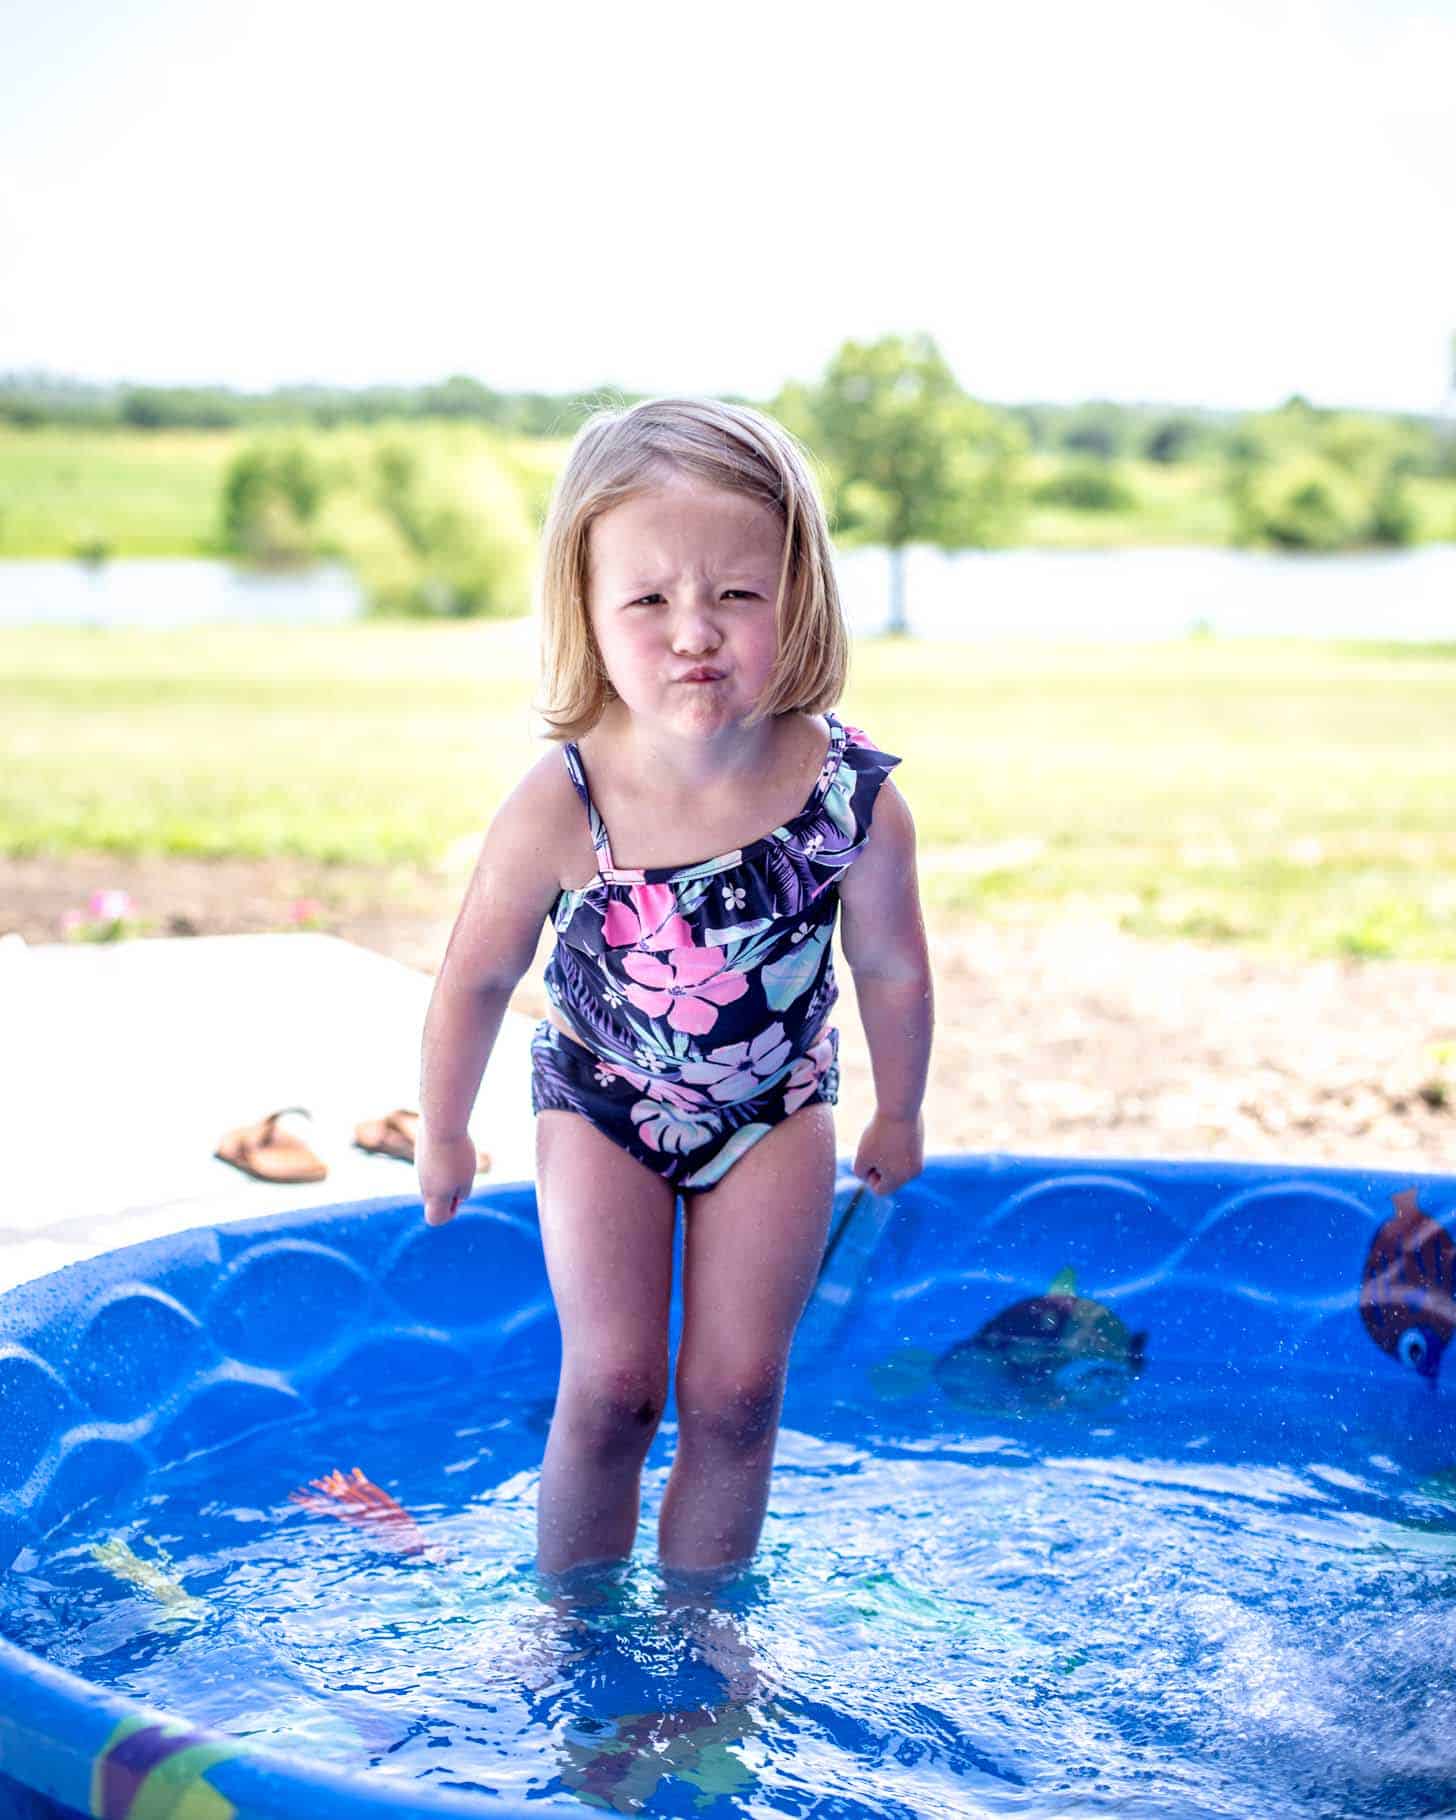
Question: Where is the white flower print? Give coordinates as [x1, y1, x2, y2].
[593, 1065, 616, 1088]
[790, 922, 811, 944]
[803, 832, 825, 858]
[633, 1046, 664, 1073]
[721, 883, 747, 911]
[603, 985, 624, 1008]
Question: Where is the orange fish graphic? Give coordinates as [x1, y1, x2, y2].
[288, 1466, 435, 1557]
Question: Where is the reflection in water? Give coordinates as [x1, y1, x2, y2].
[525, 1558, 769, 1813]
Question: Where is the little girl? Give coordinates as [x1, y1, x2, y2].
[416, 396, 933, 1586]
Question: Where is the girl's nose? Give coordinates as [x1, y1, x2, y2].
[669, 600, 722, 654]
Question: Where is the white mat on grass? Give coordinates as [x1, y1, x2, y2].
[0, 932, 537, 1294]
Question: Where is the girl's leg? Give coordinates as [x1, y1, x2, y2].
[658, 1103, 836, 1575]
[534, 1109, 677, 1577]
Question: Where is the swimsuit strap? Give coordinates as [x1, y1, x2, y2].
[561, 743, 617, 875]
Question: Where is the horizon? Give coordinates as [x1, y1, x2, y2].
[0, 365, 1444, 427]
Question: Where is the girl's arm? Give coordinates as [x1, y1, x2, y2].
[836, 779, 934, 1193]
[418, 756, 574, 1222]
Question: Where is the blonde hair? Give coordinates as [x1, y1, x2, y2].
[534, 395, 848, 741]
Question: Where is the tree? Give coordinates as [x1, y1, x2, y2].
[774, 333, 1025, 635]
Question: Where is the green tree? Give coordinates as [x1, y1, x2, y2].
[219, 438, 328, 565]
[1226, 401, 1420, 550]
[1143, 415, 1203, 464]
[774, 333, 1025, 635]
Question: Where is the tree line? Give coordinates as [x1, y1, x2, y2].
[5, 335, 1454, 622]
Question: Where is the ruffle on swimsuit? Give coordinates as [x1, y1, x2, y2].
[531, 711, 902, 1192]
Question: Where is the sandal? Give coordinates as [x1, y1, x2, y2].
[353, 1108, 491, 1175]
[214, 1106, 328, 1184]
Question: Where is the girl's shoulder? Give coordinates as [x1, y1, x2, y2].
[494, 746, 599, 892]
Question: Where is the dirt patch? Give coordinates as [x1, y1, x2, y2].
[5, 852, 1453, 1174]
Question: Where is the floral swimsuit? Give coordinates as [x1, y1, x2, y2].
[530, 711, 901, 1192]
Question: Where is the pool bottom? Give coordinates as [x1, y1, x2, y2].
[3, 1361, 1455, 1820]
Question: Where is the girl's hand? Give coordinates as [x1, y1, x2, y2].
[418, 1127, 482, 1226]
[852, 1111, 924, 1196]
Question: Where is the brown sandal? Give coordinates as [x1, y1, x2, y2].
[353, 1109, 490, 1175]
[215, 1106, 328, 1183]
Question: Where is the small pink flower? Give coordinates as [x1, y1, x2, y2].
[291, 898, 325, 926]
[621, 944, 748, 1036]
[59, 908, 85, 939]
[602, 882, 693, 952]
[87, 889, 132, 922]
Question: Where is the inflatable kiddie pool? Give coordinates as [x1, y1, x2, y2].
[1, 1153, 1454, 1819]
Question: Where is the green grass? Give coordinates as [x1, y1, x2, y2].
[0, 427, 242, 556]
[4, 624, 1456, 962]
[0, 423, 567, 561]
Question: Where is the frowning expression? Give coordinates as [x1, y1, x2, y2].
[587, 478, 785, 736]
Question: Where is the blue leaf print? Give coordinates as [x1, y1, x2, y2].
[823, 767, 858, 841]
[681, 1122, 773, 1189]
[760, 924, 832, 1010]
[703, 916, 774, 948]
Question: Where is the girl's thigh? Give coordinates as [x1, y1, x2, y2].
[677, 1104, 837, 1372]
[534, 1109, 677, 1365]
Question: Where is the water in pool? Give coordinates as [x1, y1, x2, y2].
[3, 1359, 1454, 1819]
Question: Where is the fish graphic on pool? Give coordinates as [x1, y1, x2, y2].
[871, 1268, 1148, 1409]
[1361, 1187, 1456, 1382]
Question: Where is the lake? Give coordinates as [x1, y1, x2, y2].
[1, 544, 1452, 640]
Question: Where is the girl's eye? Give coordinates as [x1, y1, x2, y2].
[627, 591, 755, 607]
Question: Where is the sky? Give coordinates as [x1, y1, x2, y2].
[1, 0, 1452, 416]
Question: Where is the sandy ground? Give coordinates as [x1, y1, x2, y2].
[5, 851, 1454, 1175]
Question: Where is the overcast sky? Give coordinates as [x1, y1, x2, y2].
[2, 0, 1451, 415]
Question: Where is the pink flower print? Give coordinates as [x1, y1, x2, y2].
[784, 1032, 837, 1114]
[602, 882, 693, 952]
[844, 724, 875, 748]
[630, 1097, 718, 1156]
[680, 1021, 792, 1103]
[621, 944, 748, 1036]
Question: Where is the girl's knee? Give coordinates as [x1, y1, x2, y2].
[556, 1356, 669, 1457]
[675, 1356, 785, 1452]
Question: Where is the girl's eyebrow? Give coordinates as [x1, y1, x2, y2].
[619, 567, 777, 589]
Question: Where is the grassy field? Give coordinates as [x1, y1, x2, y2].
[4, 425, 1454, 558]
[4, 623, 1454, 963]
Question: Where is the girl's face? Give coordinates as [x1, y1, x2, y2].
[586, 477, 785, 740]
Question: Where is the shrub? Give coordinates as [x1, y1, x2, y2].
[1229, 452, 1367, 551]
[220, 439, 328, 566]
[1033, 460, 1137, 512]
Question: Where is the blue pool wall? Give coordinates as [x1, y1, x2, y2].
[2, 1151, 1455, 1819]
